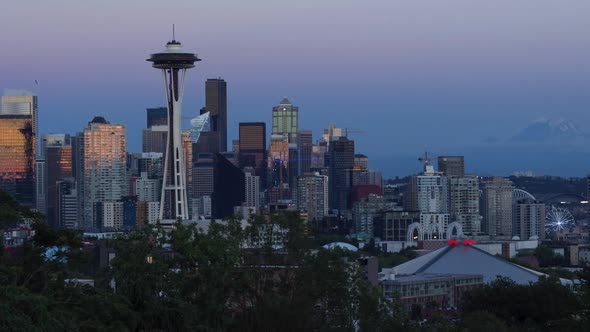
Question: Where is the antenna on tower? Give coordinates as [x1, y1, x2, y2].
[172, 24, 176, 40]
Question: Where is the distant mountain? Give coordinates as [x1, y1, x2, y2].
[509, 118, 587, 145]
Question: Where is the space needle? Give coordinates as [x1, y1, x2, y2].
[147, 29, 200, 222]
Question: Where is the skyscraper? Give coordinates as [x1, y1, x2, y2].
[82, 117, 127, 228]
[239, 122, 267, 188]
[328, 136, 354, 212]
[146, 107, 167, 128]
[297, 130, 313, 175]
[46, 145, 72, 227]
[409, 164, 450, 240]
[212, 153, 244, 219]
[482, 177, 514, 237]
[0, 90, 37, 207]
[206, 78, 227, 152]
[268, 134, 291, 196]
[437, 156, 465, 177]
[272, 97, 298, 142]
[147, 37, 200, 222]
[244, 169, 260, 210]
[297, 172, 329, 221]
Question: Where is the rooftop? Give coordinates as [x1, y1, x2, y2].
[391, 242, 549, 284]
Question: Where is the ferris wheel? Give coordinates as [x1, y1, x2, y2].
[545, 206, 575, 233]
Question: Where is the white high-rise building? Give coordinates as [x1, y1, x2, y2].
[410, 164, 452, 240]
[448, 176, 482, 235]
[412, 165, 448, 214]
[82, 117, 128, 228]
[297, 172, 329, 221]
[244, 170, 260, 210]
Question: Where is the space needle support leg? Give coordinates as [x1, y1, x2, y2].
[159, 69, 171, 222]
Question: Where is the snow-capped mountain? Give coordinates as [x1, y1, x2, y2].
[509, 117, 587, 144]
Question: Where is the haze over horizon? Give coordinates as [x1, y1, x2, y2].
[2, 0, 589, 177]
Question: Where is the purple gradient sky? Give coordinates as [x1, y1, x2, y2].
[1, 1, 590, 176]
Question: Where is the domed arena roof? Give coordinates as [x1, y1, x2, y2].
[322, 242, 359, 252]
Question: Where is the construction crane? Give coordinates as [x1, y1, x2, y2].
[344, 128, 364, 138]
[418, 151, 435, 171]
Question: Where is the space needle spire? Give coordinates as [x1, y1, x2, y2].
[147, 30, 201, 223]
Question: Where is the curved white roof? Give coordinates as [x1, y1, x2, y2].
[323, 242, 359, 252]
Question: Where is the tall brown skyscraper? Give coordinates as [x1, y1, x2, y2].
[239, 122, 267, 188]
[205, 78, 227, 152]
[0, 90, 37, 207]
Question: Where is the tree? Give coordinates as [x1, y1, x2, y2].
[461, 276, 580, 330]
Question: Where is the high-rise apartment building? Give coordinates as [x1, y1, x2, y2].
[437, 156, 465, 177]
[514, 199, 546, 240]
[328, 136, 354, 212]
[146, 107, 167, 128]
[244, 170, 260, 210]
[297, 172, 329, 221]
[82, 117, 128, 228]
[239, 122, 267, 188]
[448, 176, 482, 234]
[410, 165, 448, 214]
[482, 177, 514, 237]
[205, 78, 227, 152]
[272, 97, 298, 142]
[0, 90, 38, 207]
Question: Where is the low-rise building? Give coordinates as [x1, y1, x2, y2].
[380, 273, 483, 309]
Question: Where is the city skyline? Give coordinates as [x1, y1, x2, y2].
[2, 1, 590, 177]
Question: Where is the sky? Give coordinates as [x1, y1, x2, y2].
[1, 0, 590, 177]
